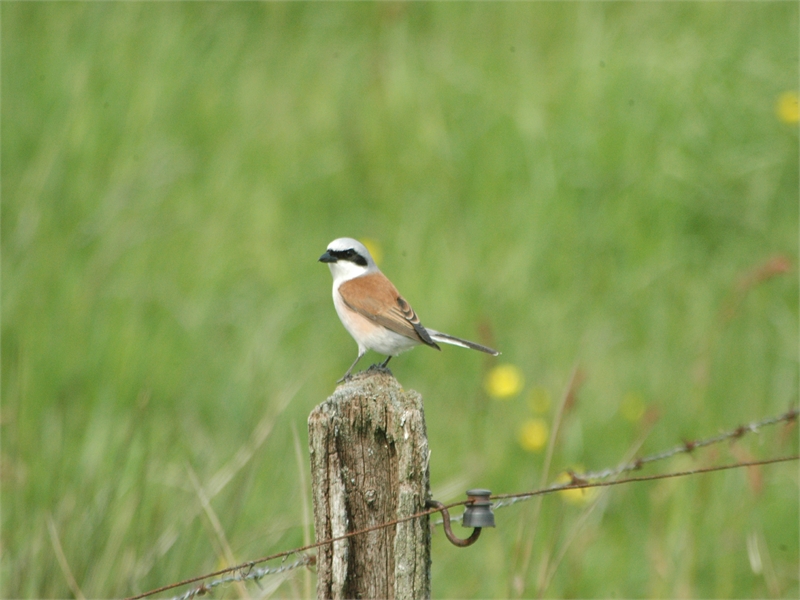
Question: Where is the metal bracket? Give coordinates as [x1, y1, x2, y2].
[427, 489, 495, 548]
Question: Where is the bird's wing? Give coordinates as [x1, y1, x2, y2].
[338, 272, 440, 349]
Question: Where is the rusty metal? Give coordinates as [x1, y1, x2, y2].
[426, 499, 482, 547]
[426, 489, 496, 547]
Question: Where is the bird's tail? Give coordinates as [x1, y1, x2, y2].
[426, 329, 500, 356]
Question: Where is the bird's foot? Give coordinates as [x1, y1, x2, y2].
[366, 363, 394, 376]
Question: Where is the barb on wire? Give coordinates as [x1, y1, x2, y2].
[127, 408, 797, 600]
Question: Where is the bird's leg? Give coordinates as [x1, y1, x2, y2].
[338, 351, 365, 383]
[380, 355, 392, 368]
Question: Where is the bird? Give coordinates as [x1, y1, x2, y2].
[319, 237, 499, 381]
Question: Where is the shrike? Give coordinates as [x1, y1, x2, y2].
[319, 237, 499, 381]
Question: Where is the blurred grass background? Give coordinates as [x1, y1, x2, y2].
[2, 2, 798, 598]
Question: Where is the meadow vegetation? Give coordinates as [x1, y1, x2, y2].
[3, 3, 798, 598]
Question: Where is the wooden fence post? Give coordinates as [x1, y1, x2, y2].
[308, 370, 431, 600]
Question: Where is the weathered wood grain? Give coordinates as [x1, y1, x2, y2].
[309, 369, 431, 599]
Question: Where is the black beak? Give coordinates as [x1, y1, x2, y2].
[319, 251, 337, 263]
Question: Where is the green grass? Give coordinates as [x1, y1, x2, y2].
[2, 2, 798, 598]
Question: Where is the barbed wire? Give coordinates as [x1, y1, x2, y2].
[585, 408, 797, 479]
[489, 454, 797, 502]
[431, 407, 798, 523]
[127, 408, 797, 600]
[490, 407, 798, 513]
[169, 555, 313, 600]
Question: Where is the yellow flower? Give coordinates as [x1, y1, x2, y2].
[361, 238, 383, 266]
[527, 386, 551, 414]
[484, 364, 524, 399]
[555, 469, 598, 505]
[619, 391, 645, 423]
[776, 91, 799, 124]
[518, 418, 549, 452]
